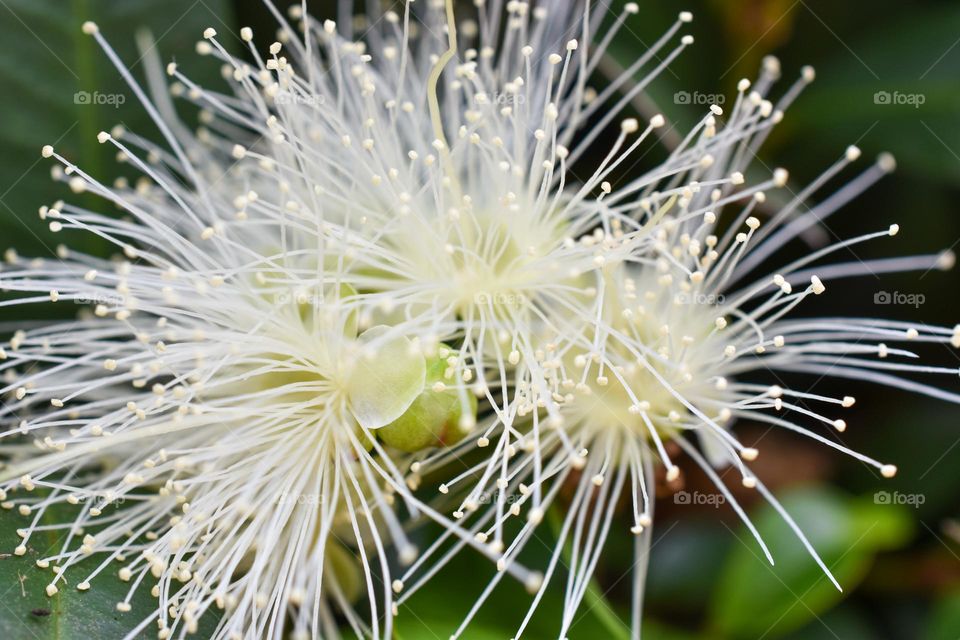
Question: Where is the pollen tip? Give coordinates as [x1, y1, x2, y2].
[527, 507, 544, 525]
[524, 572, 543, 594]
[773, 168, 789, 187]
[399, 545, 417, 566]
[937, 250, 955, 270]
[810, 275, 826, 295]
[878, 152, 897, 173]
[81, 21, 98, 35]
[881, 464, 898, 478]
[41, 145, 54, 158]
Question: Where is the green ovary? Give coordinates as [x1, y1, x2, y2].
[378, 346, 477, 452]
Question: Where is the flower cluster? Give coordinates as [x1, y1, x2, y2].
[1, 1, 958, 639]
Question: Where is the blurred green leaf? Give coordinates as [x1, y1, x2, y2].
[396, 618, 505, 640]
[927, 589, 960, 640]
[0, 0, 235, 258]
[781, 606, 880, 640]
[846, 404, 960, 520]
[394, 521, 694, 639]
[708, 486, 913, 639]
[644, 518, 732, 610]
[392, 551, 568, 639]
[784, 4, 960, 183]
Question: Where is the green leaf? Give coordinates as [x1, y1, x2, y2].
[780, 606, 879, 640]
[392, 523, 605, 638]
[643, 519, 732, 610]
[926, 589, 960, 640]
[845, 403, 960, 518]
[0, 2, 235, 635]
[0, 0, 236, 259]
[0, 500, 219, 639]
[394, 513, 700, 640]
[783, 4, 960, 183]
[708, 486, 913, 639]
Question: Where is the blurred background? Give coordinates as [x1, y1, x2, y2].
[0, 0, 958, 638]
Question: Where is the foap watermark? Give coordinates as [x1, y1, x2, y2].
[492, 92, 526, 107]
[674, 291, 725, 306]
[67, 492, 129, 507]
[874, 91, 925, 108]
[874, 290, 925, 308]
[674, 490, 725, 508]
[874, 490, 925, 508]
[674, 90, 726, 106]
[474, 291, 528, 308]
[275, 290, 325, 306]
[476, 491, 523, 506]
[75, 292, 125, 306]
[74, 91, 126, 108]
[275, 93, 326, 107]
[276, 492, 324, 506]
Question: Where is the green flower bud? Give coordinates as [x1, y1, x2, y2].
[378, 347, 477, 452]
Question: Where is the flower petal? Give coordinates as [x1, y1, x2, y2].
[346, 325, 426, 429]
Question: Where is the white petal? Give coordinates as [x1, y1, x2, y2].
[346, 325, 425, 429]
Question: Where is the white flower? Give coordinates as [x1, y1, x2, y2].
[3, 1, 958, 639]
[296, 4, 958, 640]
[0, 10, 500, 640]
[1, 195, 450, 637]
